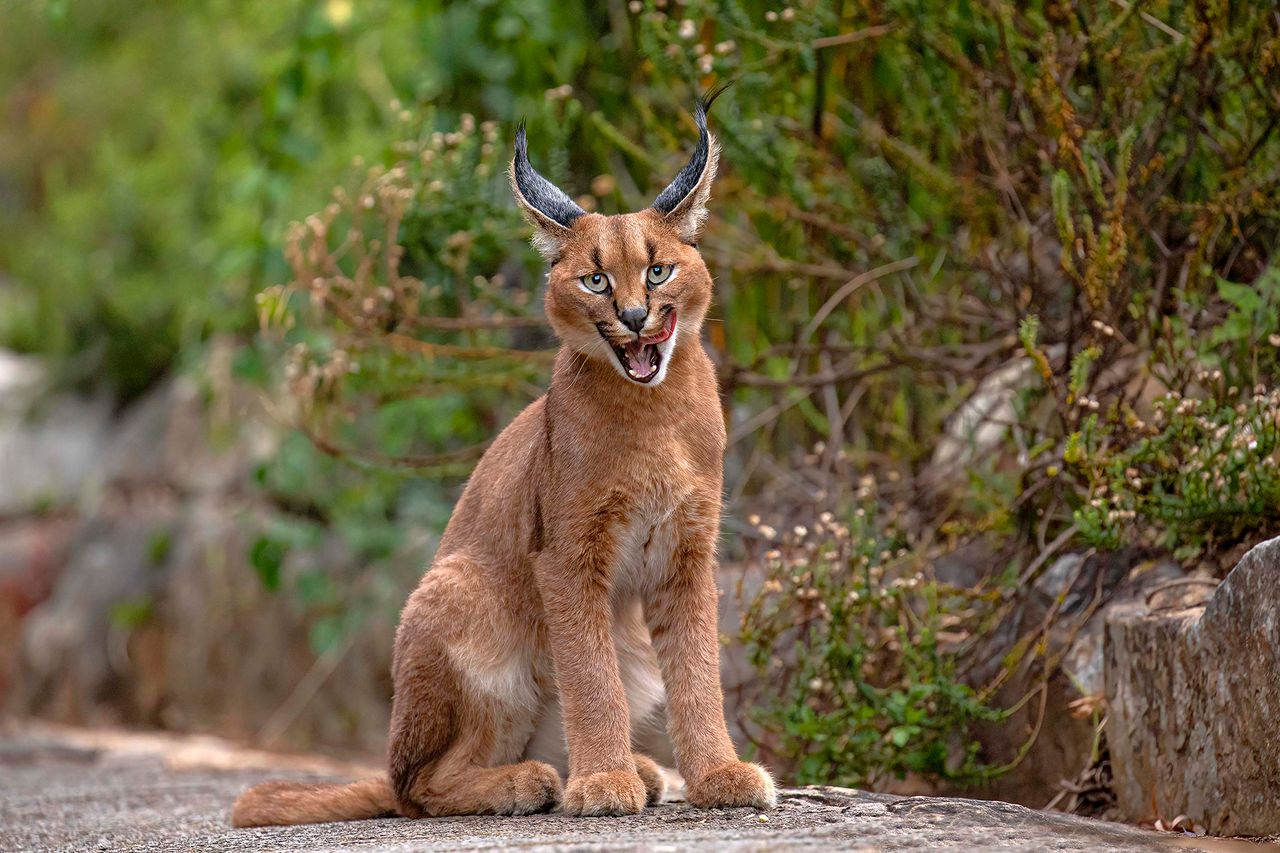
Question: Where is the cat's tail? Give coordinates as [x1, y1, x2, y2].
[231, 776, 397, 827]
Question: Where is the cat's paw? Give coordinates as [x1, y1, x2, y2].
[506, 761, 564, 814]
[686, 761, 776, 810]
[562, 769, 647, 816]
[632, 753, 666, 806]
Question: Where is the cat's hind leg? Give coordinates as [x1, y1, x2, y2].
[389, 555, 561, 817]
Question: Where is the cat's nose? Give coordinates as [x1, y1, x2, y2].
[619, 305, 648, 333]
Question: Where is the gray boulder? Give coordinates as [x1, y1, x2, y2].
[1106, 535, 1280, 835]
[0, 350, 113, 516]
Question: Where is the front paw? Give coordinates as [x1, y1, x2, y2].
[686, 761, 777, 810]
[561, 769, 648, 816]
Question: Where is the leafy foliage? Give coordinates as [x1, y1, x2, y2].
[740, 506, 1001, 787]
[1070, 388, 1280, 560]
[0, 0, 606, 397]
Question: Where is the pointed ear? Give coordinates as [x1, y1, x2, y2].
[509, 122, 586, 261]
[652, 86, 727, 244]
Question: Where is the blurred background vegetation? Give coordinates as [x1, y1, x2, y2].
[2, 0, 1278, 804]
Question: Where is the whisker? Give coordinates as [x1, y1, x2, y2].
[571, 334, 607, 385]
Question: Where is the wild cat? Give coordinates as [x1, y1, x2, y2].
[232, 91, 775, 825]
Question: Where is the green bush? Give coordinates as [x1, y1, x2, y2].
[0, 0, 615, 397]
[740, 506, 1002, 787]
[1071, 388, 1280, 560]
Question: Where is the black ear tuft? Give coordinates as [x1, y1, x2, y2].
[512, 122, 587, 229]
[652, 83, 730, 216]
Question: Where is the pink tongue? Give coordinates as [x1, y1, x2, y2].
[625, 342, 656, 378]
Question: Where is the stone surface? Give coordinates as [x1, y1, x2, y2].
[1, 359, 407, 754]
[0, 517, 75, 700]
[1106, 535, 1280, 836]
[15, 509, 180, 723]
[0, 387, 112, 516]
[0, 722, 1204, 853]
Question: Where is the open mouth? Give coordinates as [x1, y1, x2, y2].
[607, 309, 677, 383]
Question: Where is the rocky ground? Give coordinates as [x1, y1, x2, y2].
[0, 722, 1235, 853]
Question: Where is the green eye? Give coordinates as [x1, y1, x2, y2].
[580, 272, 610, 293]
[647, 264, 673, 286]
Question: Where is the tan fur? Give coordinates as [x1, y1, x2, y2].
[232, 128, 775, 828]
[231, 778, 396, 827]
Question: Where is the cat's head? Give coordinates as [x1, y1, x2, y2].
[510, 91, 723, 387]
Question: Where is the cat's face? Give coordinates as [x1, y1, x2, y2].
[541, 210, 711, 385]
[510, 92, 723, 387]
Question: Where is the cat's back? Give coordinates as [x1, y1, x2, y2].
[434, 395, 547, 564]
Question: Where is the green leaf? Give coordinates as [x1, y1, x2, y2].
[889, 725, 917, 747]
[1217, 278, 1262, 314]
[249, 535, 286, 591]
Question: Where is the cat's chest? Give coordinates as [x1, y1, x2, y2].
[548, 401, 720, 599]
[608, 430, 709, 597]
[610, 494, 685, 603]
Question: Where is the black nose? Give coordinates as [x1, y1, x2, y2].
[619, 306, 648, 333]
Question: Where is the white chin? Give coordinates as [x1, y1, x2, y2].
[647, 322, 679, 385]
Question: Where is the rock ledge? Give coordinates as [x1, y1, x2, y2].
[0, 723, 1204, 852]
[1106, 535, 1280, 836]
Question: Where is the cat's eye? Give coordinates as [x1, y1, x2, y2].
[647, 264, 673, 286]
[580, 272, 610, 294]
